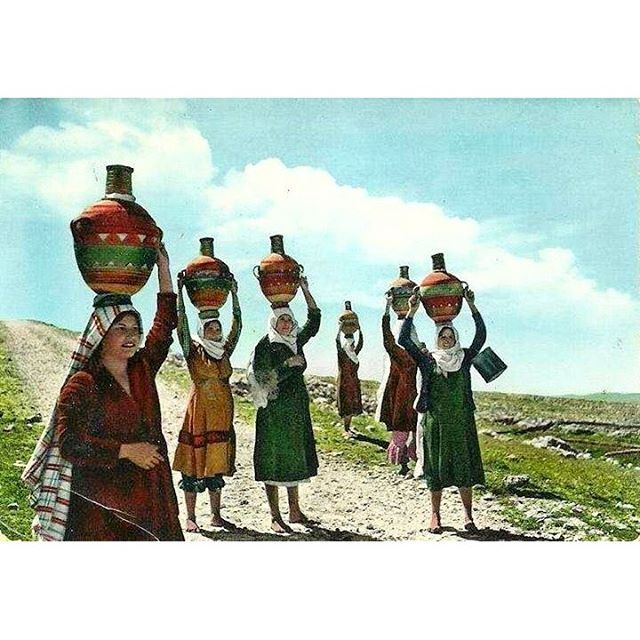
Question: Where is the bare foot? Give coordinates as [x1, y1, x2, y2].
[271, 518, 293, 534]
[185, 518, 200, 533]
[343, 430, 356, 440]
[210, 515, 236, 530]
[289, 512, 317, 525]
[428, 514, 442, 534]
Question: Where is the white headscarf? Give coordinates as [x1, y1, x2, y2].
[431, 322, 464, 377]
[340, 334, 359, 364]
[267, 306, 299, 353]
[195, 318, 226, 361]
[22, 295, 141, 541]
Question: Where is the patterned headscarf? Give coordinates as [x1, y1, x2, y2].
[21, 294, 141, 541]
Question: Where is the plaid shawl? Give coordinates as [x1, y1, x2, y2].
[21, 294, 141, 541]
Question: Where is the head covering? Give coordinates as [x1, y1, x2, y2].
[431, 322, 464, 377]
[195, 318, 226, 360]
[21, 294, 141, 541]
[267, 306, 299, 353]
[340, 334, 359, 365]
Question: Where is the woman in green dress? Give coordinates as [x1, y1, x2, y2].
[399, 287, 486, 534]
[247, 276, 321, 534]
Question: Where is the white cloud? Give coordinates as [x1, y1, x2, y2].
[0, 108, 214, 218]
[207, 157, 638, 326]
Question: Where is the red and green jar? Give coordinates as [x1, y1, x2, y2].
[253, 234, 304, 308]
[419, 253, 466, 324]
[181, 237, 233, 318]
[70, 165, 162, 296]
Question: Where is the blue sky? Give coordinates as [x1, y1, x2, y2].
[0, 98, 637, 395]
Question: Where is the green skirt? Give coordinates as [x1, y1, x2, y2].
[254, 383, 319, 483]
[422, 368, 485, 491]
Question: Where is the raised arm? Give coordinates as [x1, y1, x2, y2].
[142, 243, 177, 375]
[297, 277, 321, 347]
[224, 279, 242, 356]
[464, 288, 486, 358]
[176, 273, 192, 360]
[355, 329, 364, 354]
[399, 291, 431, 367]
[381, 293, 403, 361]
[398, 316, 428, 365]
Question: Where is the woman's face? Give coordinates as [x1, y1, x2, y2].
[437, 328, 456, 350]
[101, 313, 141, 361]
[275, 314, 294, 336]
[204, 320, 222, 341]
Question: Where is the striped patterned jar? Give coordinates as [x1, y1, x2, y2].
[70, 165, 162, 295]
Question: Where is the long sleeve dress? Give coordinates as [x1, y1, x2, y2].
[335, 331, 364, 418]
[377, 314, 418, 433]
[253, 308, 321, 484]
[56, 293, 184, 541]
[172, 301, 242, 487]
[399, 311, 487, 491]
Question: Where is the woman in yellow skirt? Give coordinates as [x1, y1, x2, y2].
[173, 277, 241, 532]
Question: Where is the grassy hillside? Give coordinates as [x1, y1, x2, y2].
[0, 324, 41, 541]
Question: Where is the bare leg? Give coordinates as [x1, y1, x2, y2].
[459, 487, 475, 526]
[265, 484, 291, 533]
[184, 491, 199, 532]
[429, 490, 442, 532]
[208, 489, 224, 527]
[343, 415, 355, 438]
[288, 485, 313, 524]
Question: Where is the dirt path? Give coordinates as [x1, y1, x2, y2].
[2, 320, 543, 542]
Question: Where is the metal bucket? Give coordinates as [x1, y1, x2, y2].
[472, 347, 507, 383]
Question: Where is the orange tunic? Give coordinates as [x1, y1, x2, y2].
[172, 306, 241, 479]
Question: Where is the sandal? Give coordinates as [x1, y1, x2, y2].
[464, 521, 479, 533]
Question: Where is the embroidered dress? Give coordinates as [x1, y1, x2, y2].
[172, 301, 241, 483]
[56, 294, 183, 541]
[252, 308, 321, 484]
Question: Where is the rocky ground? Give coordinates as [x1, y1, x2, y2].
[3, 320, 613, 541]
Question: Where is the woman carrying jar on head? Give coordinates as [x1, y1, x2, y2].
[172, 276, 242, 532]
[247, 276, 321, 534]
[399, 287, 486, 534]
[23, 243, 183, 541]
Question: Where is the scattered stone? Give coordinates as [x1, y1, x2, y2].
[529, 436, 580, 457]
[12, 461, 26, 468]
[558, 424, 595, 436]
[25, 413, 42, 424]
[506, 454, 519, 461]
[504, 474, 530, 490]
[3, 424, 14, 433]
[7, 503, 19, 511]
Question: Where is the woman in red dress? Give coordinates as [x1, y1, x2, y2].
[335, 322, 364, 438]
[375, 293, 418, 475]
[54, 244, 183, 541]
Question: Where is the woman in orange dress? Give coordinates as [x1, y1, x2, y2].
[172, 277, 241, 532]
